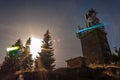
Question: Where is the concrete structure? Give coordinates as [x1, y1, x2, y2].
[79, 28, 111, 64]
[77, 9, 111, 65]
[66, 56, 86, 68]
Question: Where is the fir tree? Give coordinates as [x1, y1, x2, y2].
[0, 38, 34, 79]
[0, 56, 20, 73]
[0, 39, 23, 79]
[21, 54, 33, 70]
[14, 38, 23, 47]
[21, 38, 33, 70]
[115, 47, 120, 58]
[38, 30, 55, 71]
[8, 39, 23, 58]
[35, 56, 44, 71]
[0, 38, 33, 74]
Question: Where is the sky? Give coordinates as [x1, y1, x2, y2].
[0, 0, 120, 68]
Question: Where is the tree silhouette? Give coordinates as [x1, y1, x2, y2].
[38, 30, 55, 71]
[21, 54, 33, 70]
[0, 38, 34, 78]
[21, 38, 33, 70]
[8, 39, 23, 58]
[0, 39, 23, 79]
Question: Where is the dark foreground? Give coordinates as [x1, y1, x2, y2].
[0, 66, 120, 80]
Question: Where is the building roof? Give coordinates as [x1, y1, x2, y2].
[66, 56, 85, 62]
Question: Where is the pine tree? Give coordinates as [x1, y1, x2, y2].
[21, 38, 33, 70]
[8, 39, 23, 58]
[7, 39, 23, 70]
[0, 38, 33, 75]
[0, 38, 34, 79]
[112, 47, 120, 62]
[21, 54, 33, 70]
[14, 38, 23, 47]
[0, 39, 23, 77]
[38, 30, 55, 71]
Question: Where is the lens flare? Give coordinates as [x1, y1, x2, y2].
[7, 46, 19, 52]
[30, 37, 42, 60]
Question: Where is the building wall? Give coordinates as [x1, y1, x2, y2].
[66, 56, 86, 68]
[80, 29, 111, 65]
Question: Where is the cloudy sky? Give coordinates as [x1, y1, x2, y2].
[0, 0, 120, 68]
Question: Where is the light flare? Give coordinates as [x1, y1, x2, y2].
[7, 46, 19, 52]
[30, 37, 43, 60]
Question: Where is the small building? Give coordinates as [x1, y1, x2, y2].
[66, 56, 86, 68]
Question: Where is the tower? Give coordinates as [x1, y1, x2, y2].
[77, 9, 111, 65]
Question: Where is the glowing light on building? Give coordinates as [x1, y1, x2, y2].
[77, 23, 107, 33]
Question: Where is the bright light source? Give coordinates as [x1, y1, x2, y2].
[77, 23, 106, 33]
[30, 37, 42, 60]
[7, 46, 19, 52]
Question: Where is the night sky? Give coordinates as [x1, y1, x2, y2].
[0, 0, 120, 68]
